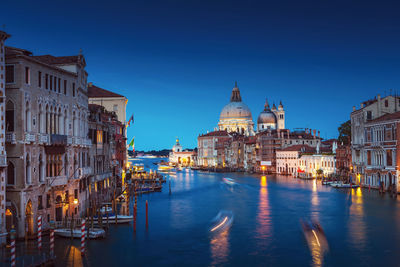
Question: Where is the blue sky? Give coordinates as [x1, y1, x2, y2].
[2, 0, 400, 150]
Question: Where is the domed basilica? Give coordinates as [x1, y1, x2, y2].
[218, 82, 285, 136]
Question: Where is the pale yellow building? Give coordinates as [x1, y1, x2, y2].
[88, 83, 127, 125]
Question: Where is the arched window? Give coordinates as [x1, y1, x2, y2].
[64, 109, 68, 135]
[7, 162, 15, 185]
[6, 101, 15, 132]
[45, 105, 49, 134]
[64, 154, 68, 177]
[58, 107, 62, 135]
[72, 111, 76, 137]
[25, 102, 31, 132]
[26, 154, 31, 184]
[39, 154, 44, 182]
[38, 104, 42, 133]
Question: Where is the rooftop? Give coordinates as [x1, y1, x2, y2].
[279, 144, 315, 153]
[32, 55, 83, 65]
[88, 83, 125, 98]
[199, 130, 230, 137]
[367, 110, 400, 124]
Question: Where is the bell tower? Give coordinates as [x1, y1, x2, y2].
[275, 101, 285, 129]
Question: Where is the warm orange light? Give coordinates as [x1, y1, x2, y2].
[262, 166, 266, 170]
[73, 199, 78, 205]
[261, 176, 267, 187]
[5, 209, 12, 216]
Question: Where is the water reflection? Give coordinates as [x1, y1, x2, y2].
[210, 230, 229, 266]
[59, 244, 84, 267]
[255, 176, 271, 251]
[348, 188, 366, 250]
[302, 220, 328, 267]
[308, 179, 326, 266]
[311, 180, 319, 220]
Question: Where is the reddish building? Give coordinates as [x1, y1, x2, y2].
[335, 142, 352, 181]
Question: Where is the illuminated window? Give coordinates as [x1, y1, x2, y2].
[97, 130, 103, 144]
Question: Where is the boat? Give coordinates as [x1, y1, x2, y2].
[301, 219, 329, 254]
[330, 183, 359, 188]
[100, 206, 112, 214]
[90, 214, 134, 224]
[54, 228, 106, 239]
[322, 180, 335, 185]
[158, 165, 174, 171]
[209, 210, 234, 234]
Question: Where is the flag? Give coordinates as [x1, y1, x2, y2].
[127, 114, 134, 127]
[128, 137, 135, 151]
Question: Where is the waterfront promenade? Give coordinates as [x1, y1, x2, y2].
[47, 158, 400, 266]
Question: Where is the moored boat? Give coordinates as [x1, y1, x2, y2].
[54, 228, 106, 239]
[330, 183, 359, 188]
[90, 215, 134, 224]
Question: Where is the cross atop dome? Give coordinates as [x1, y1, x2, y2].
[230, 81, 242, 102]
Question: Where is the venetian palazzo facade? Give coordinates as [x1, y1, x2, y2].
[351, 94, 400, 187]
[5, 46, 91, 238]
[88, 84, 127, 185]
[362, 111, 400, 190]
[88, 104, 124, 207]
[0, 31, 10, 244]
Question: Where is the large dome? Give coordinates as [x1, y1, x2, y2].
[220, 101, 252, 121]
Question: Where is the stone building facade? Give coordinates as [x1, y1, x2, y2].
[88, 104, 120, 207]
[197, 131, 230, 167]
[5, 47, 91, 237]
[363, 111, 400, 190]
[351, 94, 400, 185]
[0, 31, 10, 244]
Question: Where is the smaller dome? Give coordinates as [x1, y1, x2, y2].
[257, 110, 277, 124]
[257, 99, 277, 124]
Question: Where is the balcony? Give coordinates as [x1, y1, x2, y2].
[5, 132, 16, 144]
[78, 166, 92, 177]
[50, 134, 68, 146]
[25, 133, 36, 143]
[82, 138, 92, 147]
[0, 155, 6, 167]
[47, 176, 68, 187]
[73, 137, 82, 146]
[38, 134, 50, 144]
[94, 171, 113, 182]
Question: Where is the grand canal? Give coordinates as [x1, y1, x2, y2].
[55, 158, 400, 266]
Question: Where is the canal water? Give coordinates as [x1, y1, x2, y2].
[55, 158, 400, 266]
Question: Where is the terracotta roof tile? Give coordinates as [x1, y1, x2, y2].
[88, 84, 125, 98]
[32, 55, 81, 65]
[199, 130, 229, 137]
[367, 111, 400, 124]
[279, 144, 315, 153]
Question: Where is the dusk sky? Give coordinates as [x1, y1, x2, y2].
[2, 0, 400, 150]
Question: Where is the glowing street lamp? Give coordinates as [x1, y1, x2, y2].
[73, 198, 79, 205]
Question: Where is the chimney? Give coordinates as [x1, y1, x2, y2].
[313, 129, 316, 138]
[361, 103, 364, 108]
[318, 131, 320, 138]
[353, 106, 356, 111]
[88, 82, 93, 87]
[377, 94, 381, 100]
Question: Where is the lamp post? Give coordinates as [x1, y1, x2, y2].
[262, 165, 265, 175]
